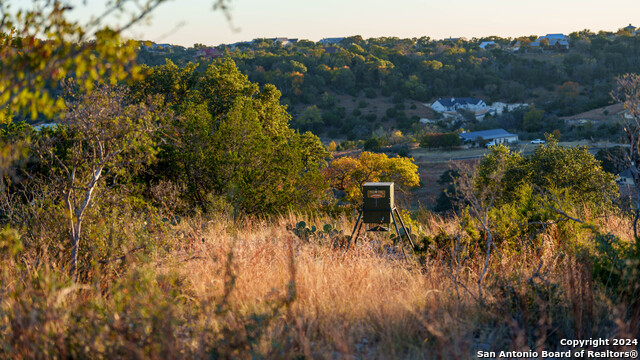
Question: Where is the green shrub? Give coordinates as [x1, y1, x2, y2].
[363, 137, 381, 152]
[364, 88, 377, 98]
[590, 232, 640, 304]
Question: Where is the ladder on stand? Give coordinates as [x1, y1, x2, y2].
[348, 206, 415, 251]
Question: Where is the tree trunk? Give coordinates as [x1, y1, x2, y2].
[67, 168, 101, 281]
[69, 226, 80, 282]
[634, 202, 640, 242]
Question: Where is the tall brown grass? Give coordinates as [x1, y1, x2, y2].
[1, 213, 638, 359]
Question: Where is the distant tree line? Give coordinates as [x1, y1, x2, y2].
[137, 33, 640, 140]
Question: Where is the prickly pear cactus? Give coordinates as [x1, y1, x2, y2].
[286, 221, 316, 242]
[287, 221, 343, 244]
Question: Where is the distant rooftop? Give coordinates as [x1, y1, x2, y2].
[619, 168, 634, 178]
[436, 97, 484, 106]
[459, 128, 518, 142]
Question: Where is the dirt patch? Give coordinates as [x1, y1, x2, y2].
[412, 161, 451, 207]
[562, 103, 625, 123]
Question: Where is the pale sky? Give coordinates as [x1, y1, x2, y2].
[24, 0, 640, 46]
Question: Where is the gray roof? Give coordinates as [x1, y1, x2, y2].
[435, 97, 483, 107]
[319, 37, 344, 44]
[542, 34, 567, 40]
[459, 128, 518, 142]
[619, 168, 634, 178]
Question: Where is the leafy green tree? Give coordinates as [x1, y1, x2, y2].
[33, 86, 165, 279]
[526, 138, 616, 206]
[595, 146, 627, 174]
[522, 106, 545, 132]
[296, 105, 323, 132]
[0, 111, 28, 179]
[363, 137, 381, 152]
[420, 132, 461, 149]
[131, 60, 201, 108]
[134, 59, 330, 214]
[208, 97, 329, 214]
[434, 169, 460, 213]
[476, 138, 616, 209]
[557, 81, 579, 101]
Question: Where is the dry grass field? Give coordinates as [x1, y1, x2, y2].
[2, 212, 638, 359]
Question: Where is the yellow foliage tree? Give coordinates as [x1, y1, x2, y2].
[0, 0, 233, 118]
[325, 151, 420, 203]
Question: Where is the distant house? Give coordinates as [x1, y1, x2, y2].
[623, 24, 637, 35]
[152, 43, 174, 50]
[274, 37, 289, 45]
[196, 47, 223, 59]
[459, 129, 519, 144]
[442, 37, 466, 42]
[487, 102, 528, 115]
[530, 34, 569, 50]
[431, 97, 487, 113]
[319, 37, 344, 45]
[273, 37, 298, 46]
[479, 41, 499, 50]
[618, 168, 635, 185]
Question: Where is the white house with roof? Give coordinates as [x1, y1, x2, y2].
[273, 37, 298, 46]
[459, 128, 519, 144]
[488, 102, 529, 115]
[430, 97, 487, 113]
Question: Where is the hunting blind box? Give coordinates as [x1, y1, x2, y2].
[349, 182, 414, 250]
[362, 182, 394, 224]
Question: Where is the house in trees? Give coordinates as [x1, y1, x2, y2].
[530, 34, 569, 50]
[487, 102, 529, 115]
[273, 37, 298, 46]
[617, 168, 635, 185]
[479, 41, 499, 49]
[196, 47, 223, 59]
[623, 24, 637, 35]
[319, 37, 344, 45]
[152, 43, 174, 51]
[430, 97, 487, 113]
[459, 128, 519, 145]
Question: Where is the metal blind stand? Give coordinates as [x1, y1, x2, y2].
[348, 206, 415, 251]
[347, 182, 415, 252]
